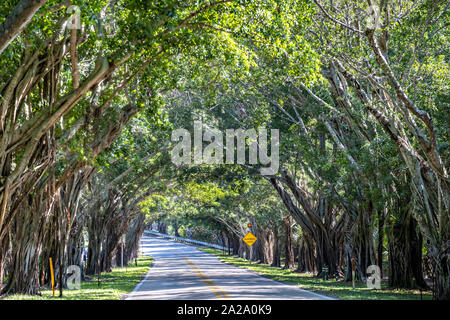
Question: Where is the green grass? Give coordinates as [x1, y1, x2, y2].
[1, 256, 153, 300]
[200, 248, 433, 300]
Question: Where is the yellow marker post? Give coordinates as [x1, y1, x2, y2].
[49, 257, 55, 296]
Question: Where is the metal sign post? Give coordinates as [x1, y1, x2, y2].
[322, 265, 329, 281]
[242, 231, 257, 264]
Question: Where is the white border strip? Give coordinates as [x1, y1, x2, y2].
[145, 230, 230, 251]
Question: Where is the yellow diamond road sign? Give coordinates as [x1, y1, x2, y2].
[243, 232, 257, 247]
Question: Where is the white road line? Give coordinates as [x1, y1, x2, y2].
[127, 256, 155, 297]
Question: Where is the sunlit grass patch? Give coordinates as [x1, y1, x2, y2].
[200, 248, 433, 300]
[2, 256, 153, 300]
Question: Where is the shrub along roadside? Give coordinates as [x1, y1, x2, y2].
[1, 256, 153, 300]
[199, 248, 433, 300]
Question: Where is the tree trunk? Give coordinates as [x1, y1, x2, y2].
[5, 195, 50, 294]
[123, 214, 146, 265]
[260, 228, 274, 265]
[283, 216, 295, 269]
[0, 235, 8, 289]
[0, 0, 48, 55]
[296, 234, 316, 273]
[388, 206, 428, 289]
[271, 227, 281, 267]
[232, 235, 240, 255]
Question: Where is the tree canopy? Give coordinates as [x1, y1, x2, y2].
[0, 0, 448, 300]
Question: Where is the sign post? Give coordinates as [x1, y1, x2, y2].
[322, 265, 329, 281]
[242, 231, 257, 264]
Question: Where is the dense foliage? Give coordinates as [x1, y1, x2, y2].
[0, 0, 448, 299]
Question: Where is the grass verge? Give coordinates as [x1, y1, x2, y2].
[199, 248, 433, 300]
[1, 256, 153, 300]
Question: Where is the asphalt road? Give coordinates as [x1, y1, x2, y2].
[125, 235, 333, 300]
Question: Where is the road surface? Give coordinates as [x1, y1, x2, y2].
[125, 235, 333, 300]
